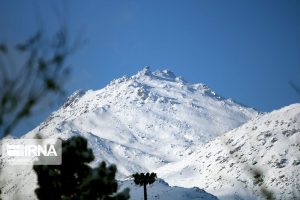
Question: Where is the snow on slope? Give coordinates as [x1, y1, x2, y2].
[157, 103, 300, 200]
[119, 179, 219, 200]
[0, 67, 258, 199]
[25, 67, 258, 172]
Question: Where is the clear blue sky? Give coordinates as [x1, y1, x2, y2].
[1, 0, 300, 135]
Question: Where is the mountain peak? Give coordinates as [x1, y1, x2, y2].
[136, 66, 152, 77]
[133, 67, 185, 83]
[154, 69, 176, 79]
[1, 67, 261, 200]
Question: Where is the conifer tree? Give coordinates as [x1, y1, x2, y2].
[34, 136, 129, 200]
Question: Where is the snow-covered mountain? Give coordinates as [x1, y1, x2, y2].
[1, 67, 262, 199]
[25, 67, 258, 173]
[157, 103, 300, 199]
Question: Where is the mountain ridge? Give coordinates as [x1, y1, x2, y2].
[157, 103, 300, 199]
[1, 67, 261, 199]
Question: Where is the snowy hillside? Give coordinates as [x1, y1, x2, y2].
[0, 67, 258, 199]
[119, 179, 218, 200]
[157, 103, 300, 200]
[25, 67, 258, 173]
